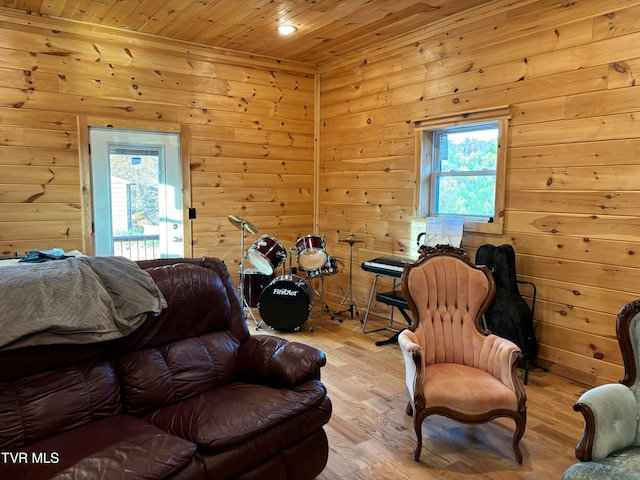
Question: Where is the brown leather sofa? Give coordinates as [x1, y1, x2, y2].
[0, 257, 332, 479]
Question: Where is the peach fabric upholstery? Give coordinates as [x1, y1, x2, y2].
[424, 363, 517, 413]
[398, 252, 527, 464]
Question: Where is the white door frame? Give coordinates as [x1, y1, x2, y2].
[89, 127, 183, 258]
[78, 118, 192, 258]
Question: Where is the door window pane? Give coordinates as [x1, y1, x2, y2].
[89, 127, 183, 259]
[109, 148, 161, 260]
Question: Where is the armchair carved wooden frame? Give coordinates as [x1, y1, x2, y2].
[398, 249, 527, 464]
[562, 299, 640, 479]
[573, 300, 640, 463]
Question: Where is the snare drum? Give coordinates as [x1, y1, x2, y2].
[247, 235, 286, 275]
[259, 274, 314, 331]
[295, 235, 328, 271]
[306, 256, 339, 278]
[242, 269, 274, 308]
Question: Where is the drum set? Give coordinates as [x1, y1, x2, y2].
[228, 215, 338, 332]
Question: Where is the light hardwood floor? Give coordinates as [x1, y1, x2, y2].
[251, 305, 590, 480]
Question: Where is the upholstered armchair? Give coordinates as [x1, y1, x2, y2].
[398, 249, 527, 464]
[563, 299, 640, 479]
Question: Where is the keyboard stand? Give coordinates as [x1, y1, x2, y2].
[362, 274, 412, 344]
[372, 290, 412, 346]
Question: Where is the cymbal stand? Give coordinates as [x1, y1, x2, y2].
[237, 221, 258, 326]
[334, 237, 362, 321]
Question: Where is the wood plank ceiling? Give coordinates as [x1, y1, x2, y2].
[0, 0, 491, 65]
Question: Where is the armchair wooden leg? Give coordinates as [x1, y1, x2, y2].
[512, 411, 527, 464]
[413, 416, 423, 462]
[413, 442, 422, 462]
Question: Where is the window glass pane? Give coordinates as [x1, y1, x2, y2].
[109, 153, 160, 237]
[435, 174, 496, 216]
[419, 110, 508, 227]
[438, 127, 498, 172]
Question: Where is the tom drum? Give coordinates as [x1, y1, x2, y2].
[295, 235, 328, 271]
[305, 256, 339, 278]
[247, 235, 286, 275]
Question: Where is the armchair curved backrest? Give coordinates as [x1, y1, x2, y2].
[403, 252, 495, 366]
[398, 249, 527, 464]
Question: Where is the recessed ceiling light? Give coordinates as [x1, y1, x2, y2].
[277, 25, 297, 35]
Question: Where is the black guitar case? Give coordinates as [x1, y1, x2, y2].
[475, 244, 538, 362]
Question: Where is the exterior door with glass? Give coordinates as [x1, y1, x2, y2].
[88, 128, 183, 259]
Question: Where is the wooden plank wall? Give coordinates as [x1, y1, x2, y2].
[318, 0, 640, 386]
[1, 0, 639, 387]
[0, 10, 316, 277]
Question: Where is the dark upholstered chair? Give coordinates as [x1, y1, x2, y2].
[398, 250, 527, 463]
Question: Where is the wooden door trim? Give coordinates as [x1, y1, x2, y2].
[77, 116, 192, 257]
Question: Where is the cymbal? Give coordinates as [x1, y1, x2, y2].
[227, 215, 258, 235]
[339, 233, 364, 244]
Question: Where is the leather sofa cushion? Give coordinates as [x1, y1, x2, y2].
[0, 342, 109, 383]
[146, 381, 332, 479]
[116, 262, 250, 352]
[146, 380, 329, 450]
[1, 416, 197, 480]
[117, 331, 240, 417]
[202, 423, 331, 480]
[0, 358, 121, 449]
[237, 335, 325, 386]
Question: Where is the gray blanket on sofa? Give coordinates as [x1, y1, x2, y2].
[0, 256, 167, 350]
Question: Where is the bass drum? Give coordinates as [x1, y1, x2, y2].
[259, 274, 314, 331]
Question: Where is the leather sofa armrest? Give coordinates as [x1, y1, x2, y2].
[573, 383, 638, 461]
[237, 335, 327, 387]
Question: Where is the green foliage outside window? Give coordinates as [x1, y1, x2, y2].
[109, 155, 160, 235]
[433, 127, 498, 218]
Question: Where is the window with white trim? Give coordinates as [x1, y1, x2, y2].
[415, 106, 510, 234]
[431, 122, 497, 220]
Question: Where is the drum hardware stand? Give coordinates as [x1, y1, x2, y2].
[305, 318, 314, 332]
[291, 245, 330, 317]
[288, 247, 298, 275]
[314, 276, 332, 316]
[227, 215, 260, 326]
[292, 256, 317, 333]
[334, 232, 364, 321]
